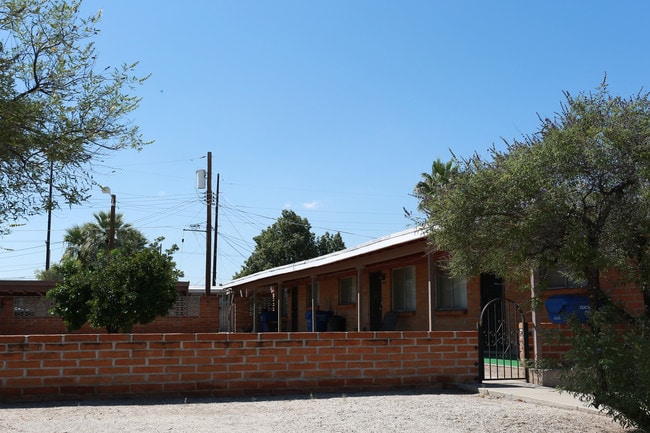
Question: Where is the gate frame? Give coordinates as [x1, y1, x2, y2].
[477, 297, 529, 382]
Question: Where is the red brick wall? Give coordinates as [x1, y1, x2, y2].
[535, 322, 573, 361]
[0, 296, 220, 335]
[234, 295, 253, 332]
[0, 330, 478, 402]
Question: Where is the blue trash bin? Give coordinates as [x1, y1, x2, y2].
[305, 310, 333, 331]
[544, 294, 590, 324]
[259, 310, 277, 332]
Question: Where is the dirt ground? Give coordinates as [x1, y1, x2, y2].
[0, 390, 632, 433]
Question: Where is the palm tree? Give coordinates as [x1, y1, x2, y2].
[62, 211, 147, 265]
[62, 225, 86, 261]
[414, 158, 458, 214]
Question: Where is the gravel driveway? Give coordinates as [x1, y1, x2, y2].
[0, 390, 629, 433]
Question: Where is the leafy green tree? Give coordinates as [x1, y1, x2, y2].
[47, 240, 181, 333]
[45, 212, 180, 333]
[45, 258, 92, 330]
[0, 0, 149, 234]
[420, 82, 650, 310]
[317, 232, 345, 256]
[416, 81, 650, 430]
[234, 210, 346, 278]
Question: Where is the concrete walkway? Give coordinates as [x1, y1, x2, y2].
[459, 380, 600, 414]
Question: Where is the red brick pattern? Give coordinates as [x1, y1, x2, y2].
[0, 331, 478, 402]
[0, 296, 220, 335]
[535, 322, 577, 361]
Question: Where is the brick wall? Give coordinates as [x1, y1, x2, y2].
[0, 330, 478, 402]
[0, 295, 220, 335]
[534, 322, 573, 362]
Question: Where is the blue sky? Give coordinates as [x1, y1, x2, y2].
[1, 0, 649, 287]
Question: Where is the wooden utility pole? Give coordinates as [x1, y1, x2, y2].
[212, 173, 220, 287]
[109, 194, 116, 250]
[205, 152, 212, 296]
[45, 162, 54, 270]
[100, 186, 116, 250]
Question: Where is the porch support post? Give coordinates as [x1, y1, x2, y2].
[276, 281, 282, 332]
[228, 289, 235, 332]
[530, 269, 540, 362]
[427, 252, 434, 331]
[253, 287, 257, 333]
[310, 276, 316, 332]
[357, 266, 363, 331]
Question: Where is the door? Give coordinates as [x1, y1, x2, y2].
[480, 273, 503, 348]
[480, 273, 503, 308]
[369, 271, 383, 331]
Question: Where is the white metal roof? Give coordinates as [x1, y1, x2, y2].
[219, 226, 427, 289]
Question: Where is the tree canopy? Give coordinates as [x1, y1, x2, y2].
[416, 81, 650, 430]
[234, 210, 346, 279]
[45, 213, 181, 333]
[62, 211, 147, 263]
[418, 82, 650, 312]
[413, 158, 458, 215]
[37, 211, 147, 280]
[0, 0, 149, 234]
[316, 231, 346, 256]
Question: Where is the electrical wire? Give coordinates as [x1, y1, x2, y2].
[1, 159, 413, 283]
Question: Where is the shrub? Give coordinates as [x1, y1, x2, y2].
[560, 306, 650, 431]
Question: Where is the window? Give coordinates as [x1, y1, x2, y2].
[339, 276, 356, 305]
[436, 265, 467, 310]
[392, 266, 416, 312]
[13, 297, 54, 317]
[544, 268, 586, 289]
[306, 282, 320, 308]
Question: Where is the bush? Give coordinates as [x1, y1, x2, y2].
[559, 306, 650, 431]
[47, 243, 181, 333]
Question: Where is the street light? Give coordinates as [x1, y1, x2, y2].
[101, 186, 116, 250]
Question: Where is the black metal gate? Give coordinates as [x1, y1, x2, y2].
[478, 298, 529, 381]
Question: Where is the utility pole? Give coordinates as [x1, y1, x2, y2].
[109, 193, 116, 250]
[45, 161, 54, 270]
[101, 186, 116, 250]
[212, 173, 219, 287]
[205, 152, 212, 296]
